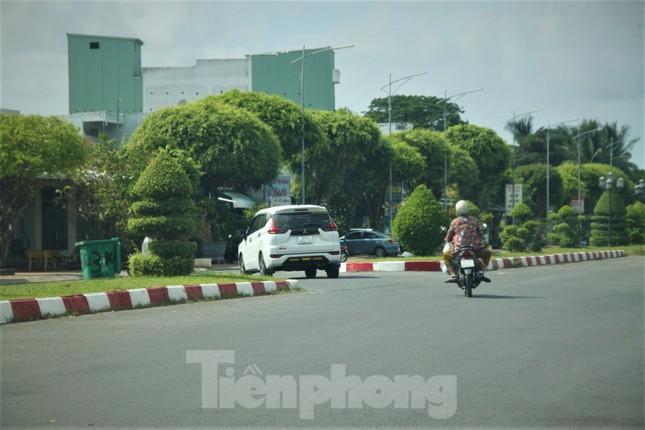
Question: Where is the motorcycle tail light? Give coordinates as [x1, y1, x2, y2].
[463, 250, 473, 258]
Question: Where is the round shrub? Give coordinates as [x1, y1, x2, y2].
[547, 232, 561, 245]
[392, 185, 449, 255]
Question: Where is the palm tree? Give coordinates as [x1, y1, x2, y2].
[570, 120, 638, 172]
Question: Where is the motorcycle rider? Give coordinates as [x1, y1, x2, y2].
[443, 200, 492, 283]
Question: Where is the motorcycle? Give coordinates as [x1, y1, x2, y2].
[451, 246, 482, 297]
[340, 245, 349, 263]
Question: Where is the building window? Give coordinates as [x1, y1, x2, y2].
[89, 42, 100, 49]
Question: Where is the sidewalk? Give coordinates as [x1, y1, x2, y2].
[0, 264, 240, 286]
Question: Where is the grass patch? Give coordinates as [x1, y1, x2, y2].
[347, 244, 643, 262]
[0, 272, 277, 301]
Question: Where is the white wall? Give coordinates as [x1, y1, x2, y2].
[143, 58, 250, 112]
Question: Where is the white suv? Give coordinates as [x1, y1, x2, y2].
[238, 205, 341, 278]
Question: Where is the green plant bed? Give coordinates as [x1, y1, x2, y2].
[0, 272, 278, 300]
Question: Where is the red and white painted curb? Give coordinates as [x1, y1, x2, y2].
[0, 280, 297, 325]
[340, 250, 626, 273]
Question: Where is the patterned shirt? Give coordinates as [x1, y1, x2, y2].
[444, 216, 483, 252]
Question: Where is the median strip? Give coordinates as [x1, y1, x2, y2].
[340, 250, 626, 273]
[0, 280, 297, 325]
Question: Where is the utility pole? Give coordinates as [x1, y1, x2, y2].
[380, 71, 427, 231]
[441, 88, 482, 208]
[292, 44, 354, 205]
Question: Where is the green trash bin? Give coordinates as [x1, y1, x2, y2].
[75, 238, 122, 280]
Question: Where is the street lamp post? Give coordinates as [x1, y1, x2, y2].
[574, 127, 603, 213]
[598, 172, 625, 247]
[380, 72, 428, 231]
[440, 88, 483, 207]
[544, 118, 578, 219]
[507, 109, 541, 224]
[292, 44, 354, 205]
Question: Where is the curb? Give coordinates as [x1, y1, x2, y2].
[0, 280, 297, 325]
[340, 250, 626, 273]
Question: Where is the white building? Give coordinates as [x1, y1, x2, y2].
[143, 58, 250, 112]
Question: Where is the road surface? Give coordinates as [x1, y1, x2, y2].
[1, 256, 643, 427]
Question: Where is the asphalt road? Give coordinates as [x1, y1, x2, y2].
[1, 257, 643, 427]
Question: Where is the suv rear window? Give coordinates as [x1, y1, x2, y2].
[274, 211, 332, 233]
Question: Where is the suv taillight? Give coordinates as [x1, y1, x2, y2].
[322, 221, 337, 231]
[267, 218, 284, 234]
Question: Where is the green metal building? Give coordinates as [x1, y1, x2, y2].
[67, 33, 143, 114]
[250, 49, 337, 111]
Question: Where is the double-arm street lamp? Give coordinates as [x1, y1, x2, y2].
[574, 127, 603, 212]
[544, 118, 578, 219]
[507, 109, 542, 223]
[439, 88, 483, 207]
[292, 44, 354, 204]
[380, 71, 428, 231]
[598, 172, 625, 247]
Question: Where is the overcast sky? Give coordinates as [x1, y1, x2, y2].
[1, 0, 643, 167]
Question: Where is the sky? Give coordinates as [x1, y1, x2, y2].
[1, 0, 643, 167]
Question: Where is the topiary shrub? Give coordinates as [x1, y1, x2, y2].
[504, 236, 525, 252]
[393, 185, 449, 255]
[510, 202, 533, 224]
[590, 191, 628, 246]
[127, 150, 197, 276]
[547, 205, 584, 247]
[501, 219, 545, 252]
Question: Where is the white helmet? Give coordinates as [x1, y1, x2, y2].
[455, 200, 469, 216]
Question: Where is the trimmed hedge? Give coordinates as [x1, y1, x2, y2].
[148, 240, 197, 259]
[128, 253, 195, 277]
[127, 216, 195, 239]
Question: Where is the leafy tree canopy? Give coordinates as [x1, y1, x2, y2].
[213, 89, 326, 160]
[365, 95, 464, 130]
[0, 114, 88, 266]
[126, 100, 281, 193]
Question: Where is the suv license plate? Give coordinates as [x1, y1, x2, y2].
[460, 259, 475, 268]
[297, 236, 313, 245]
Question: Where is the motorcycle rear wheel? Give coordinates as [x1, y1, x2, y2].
[464, 275, 473, 297]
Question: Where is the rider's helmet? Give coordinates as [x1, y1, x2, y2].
[455, 200, 469, 216]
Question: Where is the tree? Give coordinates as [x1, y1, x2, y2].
[515, 163, 566, 218]
[0, 114, 88, 266]
[388, 137, 425, 190]
[445, 124, 510, 208]
[127, 150, 198, 276]
[126, 100, 281, 194]
[572, 120, 639, 173]
[213, 89, 326, 161]
[364, 95, 464, 130]
[392, 185, 449, 255]
[300, 109, 387, 226]
[393, 129, 479, 200]
[556, 162, 632, 215]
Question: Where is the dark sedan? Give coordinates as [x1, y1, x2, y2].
[339, 229, 400, 258]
